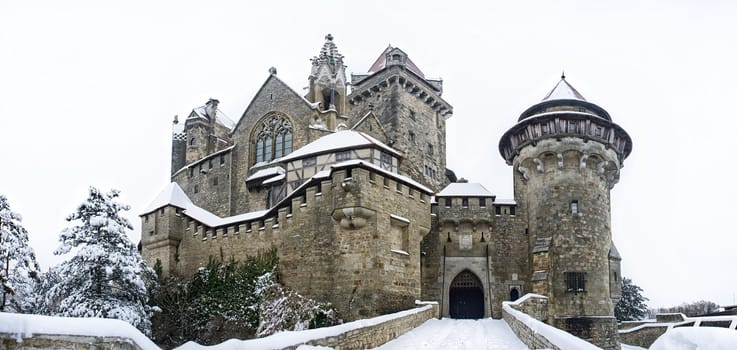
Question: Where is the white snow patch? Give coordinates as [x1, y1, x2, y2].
[436, 182, 494, 197]
[246, 166, 286, 182]
[372, 318, 529, 350]
[650, 327, 737, 350]
[389, 214, 410, 224]
[0, 313, 160, 350]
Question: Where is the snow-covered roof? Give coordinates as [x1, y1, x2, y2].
[276, 130, 400, 163]
[0, 313, 160, 350]
[190, 105, 236, 130]
[542, 75, 587, 102]
[436, 183, 494, 197]
[141, 182, 268, 226]
[246, 166, 285, 183]
[142, 182, 193, 214]
[494, 198, 517, 205]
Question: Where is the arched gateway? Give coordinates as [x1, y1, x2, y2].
[449, 270, 484, 319]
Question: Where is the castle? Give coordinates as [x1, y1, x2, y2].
[141, 34, 632, 349]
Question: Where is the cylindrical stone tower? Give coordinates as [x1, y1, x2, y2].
[499, 75, 631, 349]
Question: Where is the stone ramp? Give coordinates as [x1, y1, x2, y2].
[371, 318, 529, 350]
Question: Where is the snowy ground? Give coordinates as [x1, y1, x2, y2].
[371, 318, 530, 350]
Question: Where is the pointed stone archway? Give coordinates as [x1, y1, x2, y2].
[449, 270, 484, 319]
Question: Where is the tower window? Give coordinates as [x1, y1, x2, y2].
[462, 198, 469, 208]
[213, 177, 218, 186]
[571, 200, 579, 215]
[254, 114, 292, 163]
[565, 272, 586, 292]
[220, 154, 225, 166]
[194, 185, 199, 194]
[495, 206, 501, 216]
[408, 131, 415, 142]
[510, 206, 516, 216]
[189, 137, 197, 146]
[445, 198, 451, 208]
[479, 198, 486, 208]
[426, 143, 434, 156]
[380, 153, 392, 169]
[392, 54, 402, 62]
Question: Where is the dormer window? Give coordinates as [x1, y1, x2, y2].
[392, 54, 402, 62]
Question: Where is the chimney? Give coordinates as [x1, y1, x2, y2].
[205, 99, 219, 119]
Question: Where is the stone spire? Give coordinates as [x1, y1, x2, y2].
[310, 33, 345, 76]
[308, 34, 347, 115]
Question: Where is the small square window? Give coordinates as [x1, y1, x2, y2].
[571, 200, 579, 215]
[565, 272, 586, 292]
[462, 198, 468, 208]
[479, 198, 486, 208]
[445, 198, 451, 208]
[510, 206, 516, 216]
[495, 206, 501, 215]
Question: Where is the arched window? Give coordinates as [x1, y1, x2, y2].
[254, 114, 293, 163]
[189, 137, 197, 146]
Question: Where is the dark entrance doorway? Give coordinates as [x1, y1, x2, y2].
[449, 270, 484, 319]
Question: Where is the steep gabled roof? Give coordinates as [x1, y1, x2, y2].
[190, 105, 236, 130]
[368, 45, 425, 78]
[276, 130, 400, 163]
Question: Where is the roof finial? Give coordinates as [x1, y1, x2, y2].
[325, 33, 333, 41]
[269, 66, 277, 75]
[561, 70, 566, 80]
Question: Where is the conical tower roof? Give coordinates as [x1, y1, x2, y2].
[367, 45, 425, 78]
[542, 74, 586, 101]
[518, 75, 611, 121]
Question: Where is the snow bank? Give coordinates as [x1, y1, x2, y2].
[649, 327, 737, 350]
[176, 305, 433, 350]
[0, 313, 160, 350]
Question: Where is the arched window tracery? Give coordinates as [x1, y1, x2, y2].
[254, 114, 293, 163]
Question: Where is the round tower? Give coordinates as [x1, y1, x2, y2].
[499, 75, 631, 349]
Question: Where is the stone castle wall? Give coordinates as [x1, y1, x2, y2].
[142, 166, 431, 321]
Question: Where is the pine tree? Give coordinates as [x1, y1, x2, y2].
[44, 187, 157, 335]
[0, 194, 41, 313]
[615, 277, 649, 321]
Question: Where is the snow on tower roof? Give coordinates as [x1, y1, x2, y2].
[142, 182, 193, 214]
[542, 74, 587, 102]
[276, 130, 400, 163]
[436, 183, 494, 197]
[367, 45, 425, 78]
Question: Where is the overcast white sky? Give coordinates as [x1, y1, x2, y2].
[2, 0, 736, 309]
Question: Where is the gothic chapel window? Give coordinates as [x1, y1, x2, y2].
[254, 115, 293, 163]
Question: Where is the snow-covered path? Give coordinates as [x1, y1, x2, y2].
[371, 318, 530, 350]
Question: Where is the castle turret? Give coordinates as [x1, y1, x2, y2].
[499, 75, 631, 350]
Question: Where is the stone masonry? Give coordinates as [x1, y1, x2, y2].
[141, 35, 632, 347]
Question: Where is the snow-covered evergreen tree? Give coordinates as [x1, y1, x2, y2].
[43, 187, 157, 335]
[0, 194, 41, 313]
[615, 277, 649, 321]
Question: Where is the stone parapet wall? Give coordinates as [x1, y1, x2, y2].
[502, 294, 602, 350]
[1, 335, 143, 350]
[198, 303, 439, 350]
